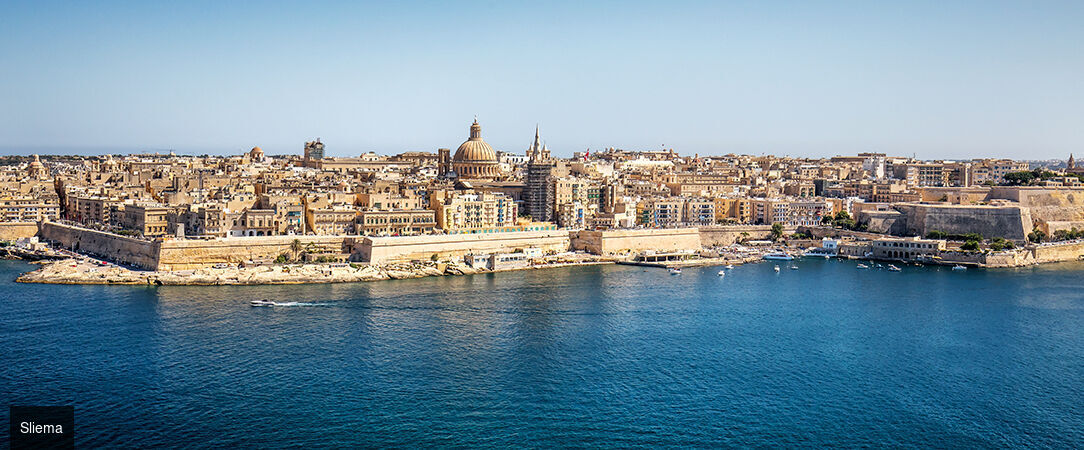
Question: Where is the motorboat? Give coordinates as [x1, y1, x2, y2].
[669, 267, 682, 275]
[250, 300, 276, 307]
[773, 265, 781, 272]
[789, 265, 799, 270]
[763, 252, 795, 261]
[887, 265, 902, 272]
[856, 264, 869, 269]
[725, 264, 735, 269]
[952, 265, 967, 271]
[717, 270, 726, 276]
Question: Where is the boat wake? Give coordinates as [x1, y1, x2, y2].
[251, 300, 332, 308]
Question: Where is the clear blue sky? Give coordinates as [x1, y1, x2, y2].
[1, 0, 1081, 160]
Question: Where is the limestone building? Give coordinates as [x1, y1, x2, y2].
[451, 119, 501, 180]
[304, 139, 325, 161]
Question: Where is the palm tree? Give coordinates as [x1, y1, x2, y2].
[289, 239, 303, 262]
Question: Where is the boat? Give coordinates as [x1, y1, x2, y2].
[717, 270, 726, 276]
[725, 264, 735, 269]
[856, 264, 869, 269]
[952, 265, 967, 271]
[763, 252, 795, 261]
[789, 265, 799, 270]
[773, 265, 780, 272]
[669, 267, 682, 275]
[250, 300, 276, 307]
[887, 265, 902, 272]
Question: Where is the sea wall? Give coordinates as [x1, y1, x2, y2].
[362, 230, 571, 264]
[1031, 241, 1084, 264]
[157, 235, 357, 271]
[571, 228, 701, 255]
[698, 225, 775, 246]
[0, 222, 41, 240]
[883, 203, 1031, 241]
[40, 221, 161, 269]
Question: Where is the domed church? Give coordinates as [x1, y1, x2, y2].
[451, 118, 502, 180]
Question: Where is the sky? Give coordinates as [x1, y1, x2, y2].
[0, 0, 1082, 160]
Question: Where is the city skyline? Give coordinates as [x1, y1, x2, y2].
[2, 1, 1082, 159]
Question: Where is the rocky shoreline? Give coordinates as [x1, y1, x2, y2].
[15, 257, 614, 286]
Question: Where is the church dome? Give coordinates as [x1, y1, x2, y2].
[453, 119, 497, 163]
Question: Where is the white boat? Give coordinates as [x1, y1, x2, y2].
[789, 265, 799, 270]
[763, 253, 795, 261]
[669, 267, 682, 275]
[952, 265, 967, 271]
[856, 264, 869, 269]
[250, 300, 275, 307]
[717, 270, 726, 276]
[773, 265, 780, 272]
[888, 265, 902, 272]
[725, 264, 735, 269]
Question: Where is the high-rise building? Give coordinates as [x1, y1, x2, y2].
[524, 126, 564, 222]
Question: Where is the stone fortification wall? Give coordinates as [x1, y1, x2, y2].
[889, 203, 1031, 241]
[1031, 241, 1084, 264]
[572, 228, 701, 255]
[918, 187, 991, 204]
[988, 187, 1084, 226]
[362, 230, 571, 264]
[40, 222, 161, 269]
[698, 225, 775, 246]
[862, 210, 908, 235]
[0, 222, 41, 240]
[986, 187, 1084, 206]
[157, 235, 356, 271]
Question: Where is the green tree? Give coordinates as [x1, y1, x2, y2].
[289, 239, 304, 262]
[770, 222, 784, 241]
[926, 230, 947, 239]
[1028, 229, 1046, 243]
[961, 241, 980, 251]
[1003, 171, 1036, 186]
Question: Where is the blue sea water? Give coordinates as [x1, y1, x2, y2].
[1, 258, 1082, 447]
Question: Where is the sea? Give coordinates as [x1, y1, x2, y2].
[1, 258, 1081, 447]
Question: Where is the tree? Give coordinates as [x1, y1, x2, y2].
[990, 238, 1015, 251]
[1028, 229, 1046, 243]
[926, 230, 948, 239]
[961, 241, 980, 251]
[1003, 171, 1036, 186]
[770, 223, 784, 241]
[289, 239, 304, 262]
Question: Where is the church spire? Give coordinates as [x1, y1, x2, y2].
[1069, 153, 1076, 170]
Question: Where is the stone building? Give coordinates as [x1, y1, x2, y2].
[451, 119, 501, 180]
